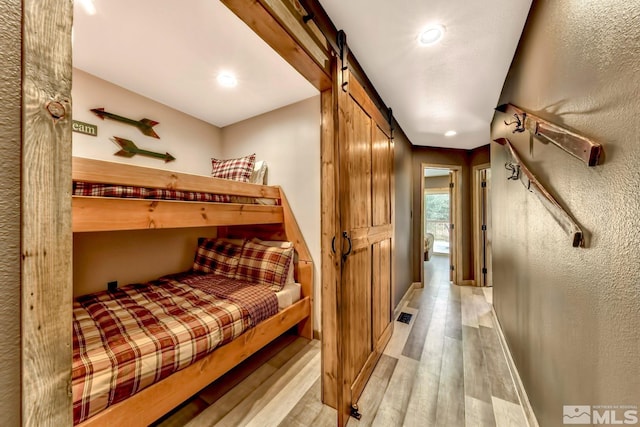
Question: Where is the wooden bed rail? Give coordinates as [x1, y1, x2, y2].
[73, 157, 281, 199]
[72, 157, 289, 232]
[73, 197, 284, 232]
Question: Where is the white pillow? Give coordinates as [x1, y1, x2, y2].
[250, 160, 268, 185]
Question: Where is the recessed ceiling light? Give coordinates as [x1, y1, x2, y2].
[418, 25, 445, 46]
[444, 130, 457, 137]
[217, 72, 237, 88]
[79, 0, 97, 16]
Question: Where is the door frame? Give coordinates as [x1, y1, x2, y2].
[472, 162, 491, 286]
[420, 163, 463, 286]
[18, 1, 74, 424]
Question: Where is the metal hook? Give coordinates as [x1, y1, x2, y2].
[505, 162, 521, 180]
[504, 113, 525, 133]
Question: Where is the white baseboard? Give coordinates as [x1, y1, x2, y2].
[491, 307, 539, 427]
[393, 282, 420, 319]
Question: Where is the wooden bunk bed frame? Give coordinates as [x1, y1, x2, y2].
[72, 157, 313, 427]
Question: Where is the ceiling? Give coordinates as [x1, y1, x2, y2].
[74, 0, 532, 149]
[72, 0, 318, 128]
[319, 0, 532, 149]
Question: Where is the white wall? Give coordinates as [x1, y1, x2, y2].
[73, 69, 222, 175]
[73, 69, 221, 296]
[74, 227, 217, 297]
[221, 96, 322, 331]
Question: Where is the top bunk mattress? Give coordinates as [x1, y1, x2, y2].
[73, 181, 277, 205]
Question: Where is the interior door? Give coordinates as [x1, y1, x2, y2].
[449, 171, 455, 282]
[336, 66, 394, 425]
[483, 168, 493, 286]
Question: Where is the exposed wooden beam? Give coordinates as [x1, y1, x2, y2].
[222, 0, 331, 91]
[21, 0, 73, 425]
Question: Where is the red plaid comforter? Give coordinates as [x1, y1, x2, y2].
[72, 273, 278, 424]
[73, 181, 233, 203]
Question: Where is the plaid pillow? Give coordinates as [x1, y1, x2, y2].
[211, 154, 256, 182]
[236, 239, 294, 291]
[192, 238, 244, 277]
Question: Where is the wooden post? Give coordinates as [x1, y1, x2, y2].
[0, 0, 23, 424]
[22, 0, 73, 425]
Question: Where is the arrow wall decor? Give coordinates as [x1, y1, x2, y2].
[112, 137, 175, 163]
[91, 108, 160, 138]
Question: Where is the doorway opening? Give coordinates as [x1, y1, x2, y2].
[425, 185, 450, 255]
[421, 164, 462, 286]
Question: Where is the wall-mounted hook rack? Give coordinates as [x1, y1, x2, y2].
[494, 137, 584, 248]
[496, 103, 603, 167]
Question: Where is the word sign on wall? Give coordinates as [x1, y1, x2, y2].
[72, 120, 98, 137]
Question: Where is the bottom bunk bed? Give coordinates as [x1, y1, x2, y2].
[72, 157, 313, 426]
[74, 239, 312, 427]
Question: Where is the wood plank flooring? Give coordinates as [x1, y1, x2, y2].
[157, 254, 527, 426]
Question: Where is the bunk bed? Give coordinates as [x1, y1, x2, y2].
[72, 157, 313, 426]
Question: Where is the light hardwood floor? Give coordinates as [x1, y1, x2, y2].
[155, 254, 527, 427]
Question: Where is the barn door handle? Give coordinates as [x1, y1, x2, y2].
[341, 231, 352, 262]
[331, 236, 337, 254]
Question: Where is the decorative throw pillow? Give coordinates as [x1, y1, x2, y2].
[211, 154, 256, 182]
[252, 239, 295, 284]
[192, 238, 244, 278]
[236, 239, 294, 291]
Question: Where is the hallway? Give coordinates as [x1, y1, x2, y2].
[158, 254, 527, 426]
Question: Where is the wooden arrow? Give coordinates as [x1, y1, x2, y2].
[112, 137, 175, 162]
[91, 108, 160, 138]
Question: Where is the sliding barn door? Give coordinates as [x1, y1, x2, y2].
[335, 66, 394, 425]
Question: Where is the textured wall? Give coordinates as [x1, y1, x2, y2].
[491, 1, 640, 425]
[0, 1, 22, 424]
[393, 129, 414, 306]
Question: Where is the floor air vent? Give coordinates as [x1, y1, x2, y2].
[397, 312, 413, 324]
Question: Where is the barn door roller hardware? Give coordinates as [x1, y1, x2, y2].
[388, 107, 394, 139]
[496, 103, 602, 166]
[337, 30, 349, 92]
[350, 403, 362, 420]
[494, 137, 584, 247]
